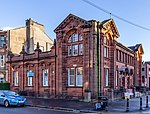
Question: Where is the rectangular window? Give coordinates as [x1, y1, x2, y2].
[79, 35, 82, 41]
[120, 51, 121, 61]
[0, 55, 5, 67]
[79, 44, 83, 55]
[0, 35, 5, 47]
[43, 69, 48, 86]
[118, 51, 120, 61]
[68, 68, 75, 86]
[142, 68, 144, 71]
[72, 44, 78, 56]
[76, 67, 83, 86]
[14, 71, 18, 86]
[72, 34, 78, 42]
[116, 50, 118, 60]
[122, 53, 124, 63]
[116, 70, 118, 86]
[68, 46, 72, 56]
[104, 47, 107, 58]
[27, 76, 33, 86]
[105, 68, 109, 87]
[127, 55, 129, 64]
[0, 78, 4, 83]
[125, 54, 127, 63]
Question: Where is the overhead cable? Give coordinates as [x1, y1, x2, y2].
[81, 0, 150, 31]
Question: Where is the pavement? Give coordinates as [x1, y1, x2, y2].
[25, 95, 150, 113]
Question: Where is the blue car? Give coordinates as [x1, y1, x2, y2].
[0, 90, 26, 107]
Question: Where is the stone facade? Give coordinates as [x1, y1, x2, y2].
[1, 18, 53, 83]
[7, 14, 144, 99]
[0, 31, 7, 82]
[141, 62, 150, 88]
[7, 18, 53, 55]
[7, 44, 56, 97]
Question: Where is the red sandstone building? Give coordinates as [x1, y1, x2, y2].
[7, 14, 144, 99]
[141, 62, 150, 89]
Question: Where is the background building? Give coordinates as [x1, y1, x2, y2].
[141, 62, 150, 89]
[1, 18, 53, 83]
[7, 18, 53, 55]
[0, 31, 7, 83]
[7, 14, 144, 100]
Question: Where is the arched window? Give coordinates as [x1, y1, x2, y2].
[72, 34, 78, 42]
[67, 33, 83, 56]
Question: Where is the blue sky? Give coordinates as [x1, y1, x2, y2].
[0, 0, 150, 61]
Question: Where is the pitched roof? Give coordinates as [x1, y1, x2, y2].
[101, 18, 120, 38]
[145, 61, 150, 65]
[116, 41, 134, 53]
[128, 44, 141, 52]
[101, 19, 111, 25]
[54, 14, 89, 33]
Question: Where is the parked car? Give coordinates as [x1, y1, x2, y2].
[0, 90, 26, 107]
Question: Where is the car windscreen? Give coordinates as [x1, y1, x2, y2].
[3, 91, 19, 96]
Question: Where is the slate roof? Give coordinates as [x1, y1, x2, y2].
[145, 61, 150, 65]
[101, 19, 111, 25]
[128, 44, 141, 52]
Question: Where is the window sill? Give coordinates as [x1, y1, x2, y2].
[67, 86, 83, 88]
[42, 86, 50, 87]
[26, 86, 34, 87]
[13, 86, 19, 87]
[67, 55, 83, 58]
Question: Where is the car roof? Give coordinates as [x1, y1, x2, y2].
[0, 90, 13, 92]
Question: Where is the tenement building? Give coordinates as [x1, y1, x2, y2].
[0, 18, 53, 83]
[7, 14, 144, 99]
[141, 61, 150, 89]
[0, 31, 7, 82]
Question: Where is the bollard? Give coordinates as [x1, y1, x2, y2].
[126, 98, 129, 112]
[146, 96, 149, 108]
[140, 97, 142, 110]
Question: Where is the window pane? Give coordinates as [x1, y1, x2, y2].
[105, 69, 109, 86]
[28, 76, 32, 86]
[14, 71, 18, 86]
[68, 46, 72, 56]
[104, 37, 107, 44]
[68, 68, 75, 86]
[0, 35, 5, 47]
[70, 76, 74, 85]
[79, 35, 82, 41]
[68, 37, 72, 43]
[70, 68, 74, 75]
[118, 51, 120, 61]
[72, 45, 78, 56]
[76, 75, 82, 86]
[1, 55, 4, 67]
[77, 68, 82, 75]
[116, 70, 118, 86]
[43, 69, 48, 86]
[76, 68, 83, 86]
[72, 34, 78, 42]
[104, 47, 107, 57]
[79, 44, 83, 55]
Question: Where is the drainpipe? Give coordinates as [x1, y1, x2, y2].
[97, 22, 102, 97]
[96, 22, 100, 97]
[88, 32, 91, 90]
[23, 54, 24, 91]
[54, 39, 57, 96]
[99, 24, 102, 96]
